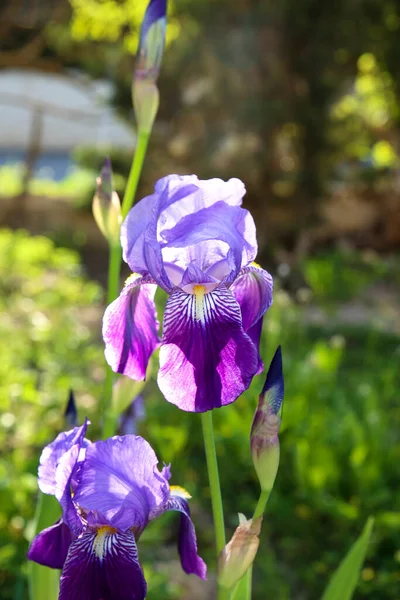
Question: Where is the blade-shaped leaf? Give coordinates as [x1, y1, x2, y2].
[28, 493, 61, 600]
[321, 518, 374, 600]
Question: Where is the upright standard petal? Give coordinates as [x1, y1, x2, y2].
[158, 286, 259, 412]
[59, 529, 146, 600]
[160, 201, 257, 277]
[74, 436, 170, 531]
[28, 519, 73, 569]
[38, 420, 90, 495]
[156, 492, 207, 580]
[103, 275, 160, 380]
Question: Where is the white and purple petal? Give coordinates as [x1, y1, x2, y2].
[59, 529, 146, 600]
[158, 286, 259, 412]
[73, 436, 170, 530]
[38, 420, 90, 496]
[27, 519, 73, 569]
[160, 201, 257, 277]
[103, 275, 160, 380]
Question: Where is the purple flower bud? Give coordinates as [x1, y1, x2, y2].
[218, 514, 262, 589]
[64, 389, 78, 427]
[132, 0, 167, 132]
[119, 395, 146, 435]
[250, 346, 284, 492]
[92, 158, 122, 247]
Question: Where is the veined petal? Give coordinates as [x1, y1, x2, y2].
[74, 436, 170, 531]
[231, 266, 273, 374]
[59, 529, 146, 600]
[38, 420, 90, 496]
[103, 275, 160, 380]
[158, 286, 259, 412]
[158, 493, 207, 580]
[27, 519, 73, 569]
[230, 265, 273, 331]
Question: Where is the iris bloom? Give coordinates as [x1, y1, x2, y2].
[28, 420, 206, 600]
[103, 174, 273, 412]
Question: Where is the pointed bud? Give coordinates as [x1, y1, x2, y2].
[119, 395, 146, 435]
[64, 389, 78, 427]
[250, 346, 284, 492]
[218, 514, 263, 589]
[92, 158, 122, 247]
[132, 0, 167, 132]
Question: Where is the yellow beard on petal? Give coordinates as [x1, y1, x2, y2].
[193, 285, 206, 322]
[170, 485, 192, 499]
[93, 526, 117, 561]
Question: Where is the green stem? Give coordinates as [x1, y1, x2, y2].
[232, 489, 271, 600]
[200, 412, 226, 556]
[101, 129, 150, 439]
[121, 130, 150, 219]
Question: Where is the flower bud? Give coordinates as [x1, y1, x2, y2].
[250, 346, 284, 492]
[92, 158, 122, 247]
[218, 514, 262, 589]
[132, 0, 167, 132]
[64, 389, 78, 427]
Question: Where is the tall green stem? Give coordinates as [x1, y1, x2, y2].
[201, 412, 226, 556]
[101, 130, 150, 439]
[232, 489, 271, 600]
[201, 412, 229, 600]
[121, 130, 150, 219]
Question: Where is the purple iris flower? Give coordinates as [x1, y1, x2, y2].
[28, 420, 206, 600]
[103, 174, 273, 412]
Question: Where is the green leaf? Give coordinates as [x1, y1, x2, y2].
[28, 493, 61, 600]
[321, 517, 374, 600]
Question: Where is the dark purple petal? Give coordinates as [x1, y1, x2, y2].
[230, 265, 273, 373]
[247, 317, 264, 374]
[158, 286, 259, 412]
[230, 265, 273, 331]
[154, 494, 207, 580]
[74, 436, 170, 531]
[103, 275, 160, 380]
[59, 529, 146, 600]
[28, 519, 73, 569]
[38, 420, 90, 496]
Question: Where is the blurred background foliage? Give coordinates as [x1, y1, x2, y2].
[0, 0, 400, 599]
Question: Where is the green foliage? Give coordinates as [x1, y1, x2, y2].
[1, 229, 399, 599]
[0, 229, 104, 599]
[322, 518, 374, 600]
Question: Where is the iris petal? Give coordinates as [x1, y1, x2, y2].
[38, 421, 90, 496]
[27, 519, 73, 569]
[103, 275, 160, 380]
[231, 265, 273, 371]
[73, 436, 170, 531]
[158, 286, 259, 412]
[59, 529, 146, 600]
[160, 201, 257, 277]
[158, 494, 207, 580]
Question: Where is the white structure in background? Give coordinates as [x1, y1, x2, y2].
[0, 69, 135, 151]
